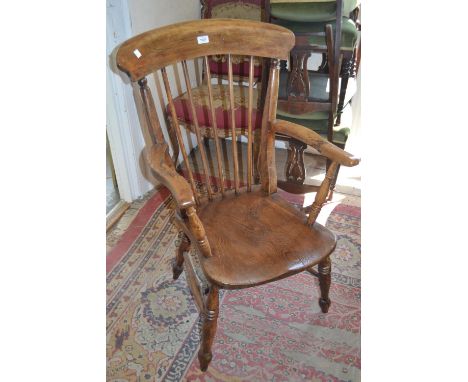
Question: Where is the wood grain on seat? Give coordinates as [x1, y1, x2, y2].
[198, 190, 336, 288]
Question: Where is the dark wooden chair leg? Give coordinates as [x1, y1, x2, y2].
[173, 233, 190, 280]
[318, 256, 332, 313]
[285, 138, 307, 184]
[336, 55, 353, 126]
[198, 285, 219, 371]
[317, 52, 328, 73]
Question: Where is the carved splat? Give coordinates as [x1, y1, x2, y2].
[287, 48, 311, 101]
[285, 138, 307, 184]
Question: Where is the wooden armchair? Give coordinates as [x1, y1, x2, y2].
[116, 19, 360, 371]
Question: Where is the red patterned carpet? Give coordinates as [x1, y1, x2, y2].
[107, 186, 361, 381]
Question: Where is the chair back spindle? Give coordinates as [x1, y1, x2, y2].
[203, 56, 226, 195]
[227, 54, 240, 194]
[181, 60, 214, 199]
[247, 56, 255, 191]
[160, 67, 200, 205]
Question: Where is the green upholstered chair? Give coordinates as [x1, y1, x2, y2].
[266, 0, 358, 198]
[267, 0, 360, 126]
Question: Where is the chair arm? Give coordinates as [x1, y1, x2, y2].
[147, 143, 196, 209]
[272, 119, 360, 167]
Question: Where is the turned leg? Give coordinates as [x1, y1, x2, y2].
[173, 233, 190, 280]
[318, 256, 332, 313]
[286, 138, 307, 184]
[317, 53, 328, 73]
[198, 285, 219, 371]
[336, 55, 354, 126]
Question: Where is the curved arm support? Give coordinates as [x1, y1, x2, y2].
[272, 119, 360, 167]
[147, 143, 195, 210]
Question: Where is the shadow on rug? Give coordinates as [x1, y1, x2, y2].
[107, 187, 361, 382]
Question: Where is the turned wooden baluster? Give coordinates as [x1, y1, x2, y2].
[227, 54, 240, 193]
[186, 206, 212, 258]
[307, 161, 338, 225]
[259, 58, 280, 194]
[138, 78, 166, 145]
[181, 60, 213, 199]
[247, 56, 254, 192]
[203, 56, 225, 195]
[160, 67, 200, 205]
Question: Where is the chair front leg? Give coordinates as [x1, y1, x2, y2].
[318, 256, 332, 313]
[173, 232, 190, 280]
[198, 284, 219, 371]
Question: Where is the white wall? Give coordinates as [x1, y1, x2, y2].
[107, 0, 201, 201]
[128, 0, 202, 194]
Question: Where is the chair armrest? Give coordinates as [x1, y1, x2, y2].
[272, 119, 360, 167]
[147, 143, 196, 209]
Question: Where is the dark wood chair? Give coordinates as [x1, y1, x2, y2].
[267, 0, 360, 126]
[116, 19, 360, 371]
[267, 0, 358, 198]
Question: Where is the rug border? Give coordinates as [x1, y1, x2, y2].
[106, 186, 170, 274]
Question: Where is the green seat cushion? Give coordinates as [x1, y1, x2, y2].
[271, 0, 359, 22]
[275, 17, 358, 49]
[276, 116, 350, 145]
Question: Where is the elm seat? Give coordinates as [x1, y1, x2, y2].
[275, 17, 358, 50]
[270, 0, 359, 22]
[198, 190, 337, 288]
[170, 84, 262, 133]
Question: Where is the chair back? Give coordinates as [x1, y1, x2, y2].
[117, 19, 295, 203]
[201, 1, 267, 82]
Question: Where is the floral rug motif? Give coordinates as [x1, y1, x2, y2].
[107, 187, 361, 381]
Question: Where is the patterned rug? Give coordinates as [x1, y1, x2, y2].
[107, 186, 361, 382]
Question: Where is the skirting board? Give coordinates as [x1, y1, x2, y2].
[106, 200, 130, 231]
